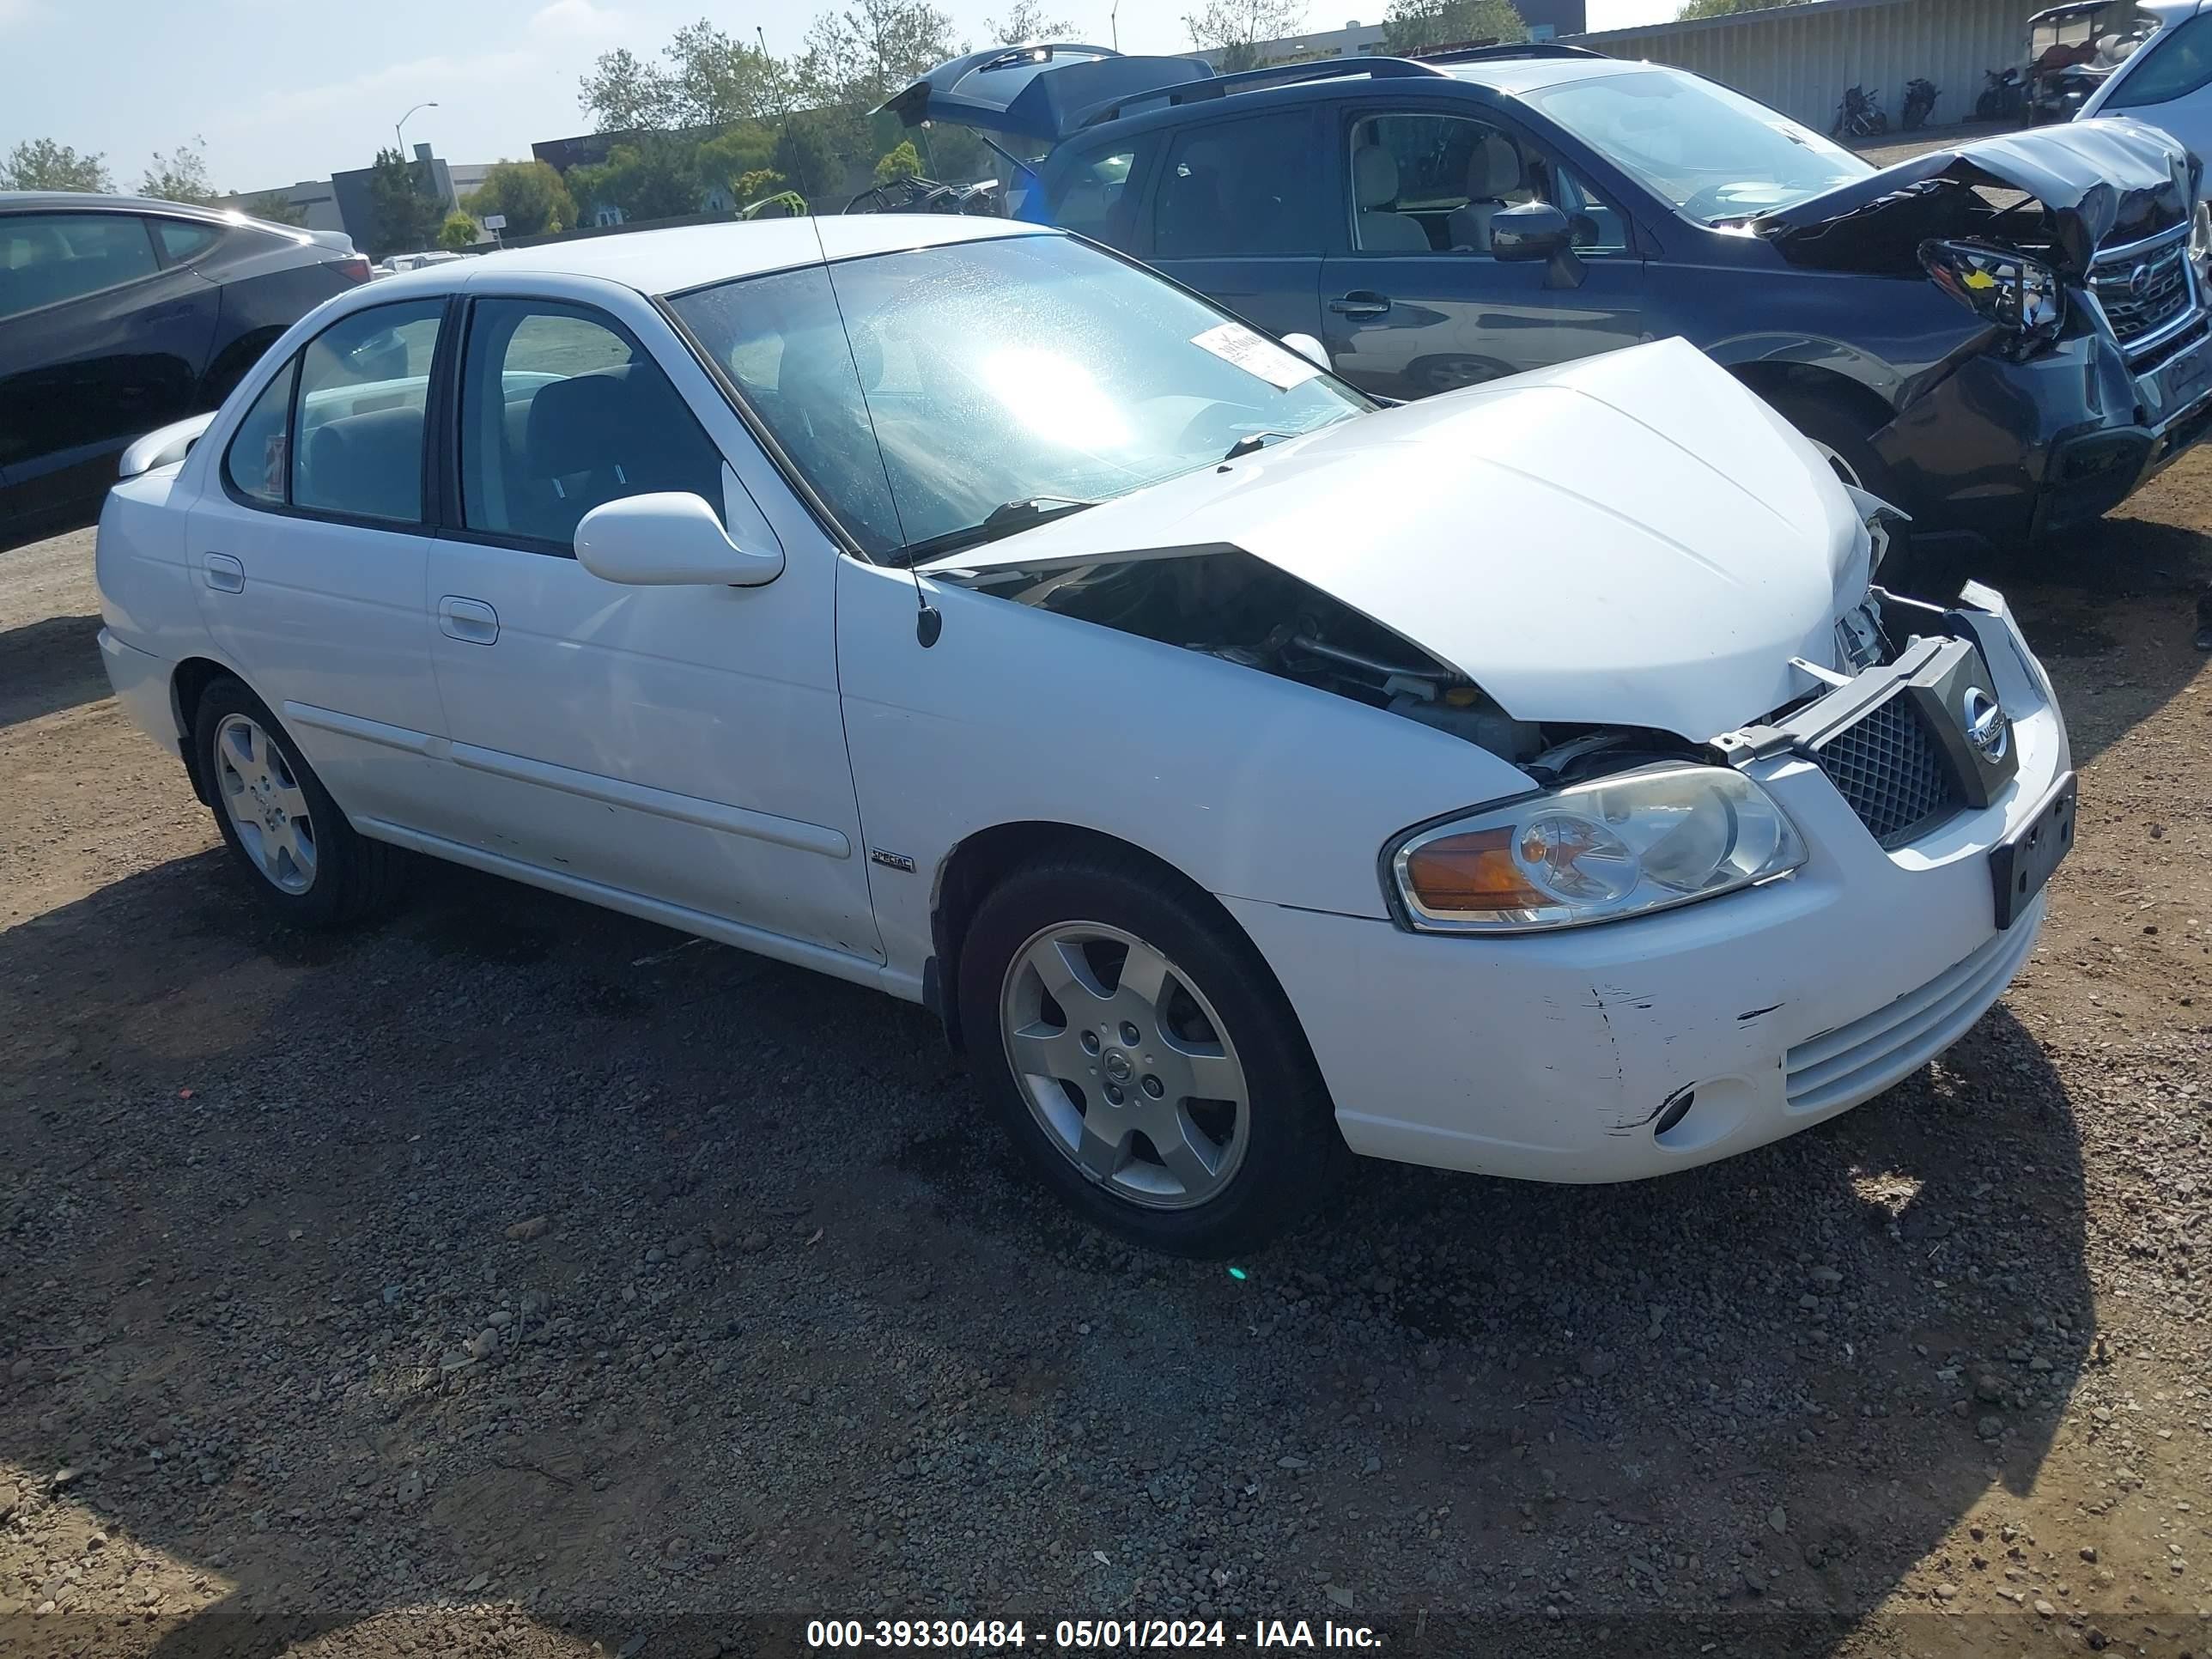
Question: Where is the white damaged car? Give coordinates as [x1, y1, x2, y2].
[94, 216, 2075, 1253]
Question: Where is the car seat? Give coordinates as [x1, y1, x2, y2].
[1446, 134, 1524, 252]
[1352, 145, 1428, 252]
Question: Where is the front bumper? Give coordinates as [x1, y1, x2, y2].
[1229, 593, 2069, 1185]
[1874, 310, 2212, 549]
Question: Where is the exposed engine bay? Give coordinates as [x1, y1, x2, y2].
[945, 548, 1705, 781]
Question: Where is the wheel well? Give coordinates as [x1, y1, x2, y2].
[171, 656, 236, 805]
[199, 326, 286, 408]
[1729, 362, 1897, 442]
[929, 822, 1243, 1054]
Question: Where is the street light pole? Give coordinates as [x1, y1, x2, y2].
[394, 101, 439, 158]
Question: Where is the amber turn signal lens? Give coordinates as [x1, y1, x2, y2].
[1401, 828, 1548, 913]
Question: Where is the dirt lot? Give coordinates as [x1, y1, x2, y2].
[2, 460, 2209, 1659]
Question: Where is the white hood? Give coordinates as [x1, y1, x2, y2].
[925, 338, 1871, 739]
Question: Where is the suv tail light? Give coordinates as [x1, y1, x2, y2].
[330, 255, 372, 284]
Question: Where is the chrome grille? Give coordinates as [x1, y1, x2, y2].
[2090, 239, 2195, 351]
[1808, 695, 1963, 850]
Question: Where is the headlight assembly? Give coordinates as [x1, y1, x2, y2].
[2191, 198, 2212, 286]
[1389, 763, 1806, 933]
[1919, 240, 2064, 340]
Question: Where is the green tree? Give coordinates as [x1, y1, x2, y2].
[874, 139, 923, 185]
[367, 146, 446, 258]
[579, 21, 781, 131]
[1382, 0, 1525, 54]
[733, 167, 787, 204]
[0, 137, 112, 193]
[1184, 0, 1307, 64]
[799, 0, 959, 109]
[772, 111, 842, 200]
[982, 0, 1074, 42]
[462, 159, 575, 237]
[141, 137, 217, 204]
[569, 133, 703, 223]
[438, 210, 480, 249]
[1677, 0, 1813, 15]
[240, 190, 309, 227]
[695, 121, 779, 196]
[578, 46, 684, 131]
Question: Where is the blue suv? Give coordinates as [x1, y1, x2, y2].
[880, 44, 2212, 575]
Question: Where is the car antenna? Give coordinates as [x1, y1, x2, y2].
[810, 221, 942, 648]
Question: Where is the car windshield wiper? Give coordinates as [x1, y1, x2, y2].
[896, 496, 1097, 565]
[1222, 429, 1302, 461]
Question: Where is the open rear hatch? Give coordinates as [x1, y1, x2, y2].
[1751, 116, 2197, 276]
[876, 44, 1217, 144]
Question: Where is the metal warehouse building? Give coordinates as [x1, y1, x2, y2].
[1570, 0, 2153, 137]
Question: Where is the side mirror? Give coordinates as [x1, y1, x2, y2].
[1281, 331, 1331, 371]
[1490, 202, 1572, 262]
[575, 492, 785, 587]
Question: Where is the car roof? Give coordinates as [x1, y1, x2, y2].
[369, 213, 1050, 299]
[1441, 55, 1678, 96]
[0, 191, 237, 221]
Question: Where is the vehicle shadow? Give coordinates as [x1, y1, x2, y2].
[0, 612, 106, 730]
[0, 840, 2090, 1656]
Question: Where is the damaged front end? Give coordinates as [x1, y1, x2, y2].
[1753, 119, 2212, 541]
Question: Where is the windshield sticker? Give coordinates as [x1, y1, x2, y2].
[1190, 322, 1321, 391]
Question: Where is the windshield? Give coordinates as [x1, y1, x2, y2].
[667, 233, 1370, 562]
[1519, 68, 1872, 224]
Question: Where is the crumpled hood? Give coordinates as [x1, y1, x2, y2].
[1753, 118, 2199, 276]
[924, 338, 1869, 739]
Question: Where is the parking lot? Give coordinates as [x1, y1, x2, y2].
[2, 456, 2209, 1659]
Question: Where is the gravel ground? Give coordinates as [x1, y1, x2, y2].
[2, 455, 2209, 1659]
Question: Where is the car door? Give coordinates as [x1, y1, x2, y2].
[185, 297, 453, 832]
[422, 289, 878, 960]
[1138, 107, 1327, 341]
[0, 210, 222, 541]
[1317, 105, 1649, 400]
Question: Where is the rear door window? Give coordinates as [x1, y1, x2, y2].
[1048, 143, 1146, 244]
[1153, 112, 1318, 258]
[289, 301, 444, 523]
[150, 219, 222, 263]
[0, 213, 161, 319]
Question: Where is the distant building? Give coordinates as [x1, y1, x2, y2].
[220, 145, 489, 252]
[1192, 2, 1589, 70]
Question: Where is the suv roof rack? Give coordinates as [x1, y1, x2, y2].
[1412, 42, 1608, 64]
[1074, 54, 1445, 130]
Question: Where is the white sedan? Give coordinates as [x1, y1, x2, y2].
[94, 216, 2075, 1254]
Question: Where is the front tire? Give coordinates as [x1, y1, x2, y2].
[1768, 391, 1964, 601]
[193, 677, 404, 927]
[956, 854, 1340, 1256]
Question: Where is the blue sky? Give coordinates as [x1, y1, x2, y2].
[0, 0, 1678, 193]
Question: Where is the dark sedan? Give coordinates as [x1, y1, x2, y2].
[1, 193, 370, 551]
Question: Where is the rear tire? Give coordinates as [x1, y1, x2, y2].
[956, 854, 1341, 1256]
[192, 677, 404, 927]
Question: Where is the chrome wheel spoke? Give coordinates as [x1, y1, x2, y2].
[1147, 1103, 1222, 1193]
[1074, 1110, 1129, 1181]
[1007, 1024, 1078, 1082]
[1030, 936, 1112, 1011]
[1115, 940, 1173, 1016]
[1159, 1037, 1242, 1103]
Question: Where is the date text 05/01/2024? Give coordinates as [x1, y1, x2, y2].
[804, 1618, 1384, 1649]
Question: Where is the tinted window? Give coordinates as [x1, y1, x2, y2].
[459, 299, 724, 546]
[223, 358, 296, 506]
[289, 301, 443, 523]
[152, 219, 221, 263]
[2107, 15, 2212, 107]
[0, 213, 160, 319]
[671, 234, 1369, 561]
[1049, 147, 1140, 240]
[1153, 113, 1316, 258]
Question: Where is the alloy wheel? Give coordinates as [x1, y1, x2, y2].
[214, 714, 318, 895]
[998, 921, 1251, 1210]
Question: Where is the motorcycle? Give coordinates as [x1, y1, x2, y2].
[845, 174, 1006, 216]
[1902, 77, 1940, 131]
[1832, 84, 1890, 139]
[1977, 66, 2026, 121]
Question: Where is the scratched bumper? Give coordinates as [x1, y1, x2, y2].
[1219, 599, 2069, 1185]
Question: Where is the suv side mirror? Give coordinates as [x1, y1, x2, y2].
[1491, 202, 1572, 262]
[575, 492, 785, 587]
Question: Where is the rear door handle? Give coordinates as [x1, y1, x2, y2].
[438, 595, 500, 645]
[1329, 291, 1392, 318]
[203, 553, 244, 593]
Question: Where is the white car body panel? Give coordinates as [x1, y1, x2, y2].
[91, 218, 2071, 1192]
[2079, 2, 2212, 158]
[927, 337, 1868, 739]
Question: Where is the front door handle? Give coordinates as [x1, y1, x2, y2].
[203, 553, 244, 592]
[438, 595, 500, 645]
[1329, 290, 1392, 319]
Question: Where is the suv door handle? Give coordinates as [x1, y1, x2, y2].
[438, 595, 500, 645]
[203, 553, 245, 592]
[1329, 291, 1392, 318]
